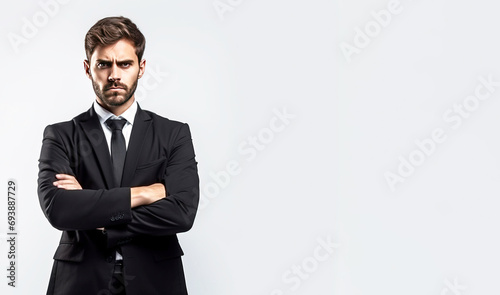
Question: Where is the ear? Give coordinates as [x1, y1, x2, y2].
[138, 59, 146, 79]
[83, 60, 91, 79]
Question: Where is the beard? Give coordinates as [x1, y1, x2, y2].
[92, 76, 139, 107]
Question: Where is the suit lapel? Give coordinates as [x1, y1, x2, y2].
[77, 106, 115, 189]
[121, 106, 152, 186]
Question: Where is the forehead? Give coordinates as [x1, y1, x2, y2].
[90, 39, 137, 62]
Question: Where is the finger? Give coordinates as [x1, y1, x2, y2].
[56, 179, 78, 184]
[53, 181, 64, 187]
[55, 174, 75, 180]
[53, 180, 81, 189]
[54, 183, 81, 190]
[53, 180, 76, 187]
[64, 186, 81, 190]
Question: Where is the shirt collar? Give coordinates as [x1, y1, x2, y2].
[93, 100, 138, 126]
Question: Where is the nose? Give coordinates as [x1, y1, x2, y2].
[108, 64, 121, 82]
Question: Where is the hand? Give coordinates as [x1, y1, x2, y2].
[130, 183, 166, 208]
[53, 174, 82, 190]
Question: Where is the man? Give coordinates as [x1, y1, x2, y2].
[37, 16, 199, 295]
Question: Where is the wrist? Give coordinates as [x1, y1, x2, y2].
[130, 187, 147, 208]
[130, 183, 166, 208]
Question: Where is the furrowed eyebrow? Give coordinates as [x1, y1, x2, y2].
[95, 59, 134, 65]
[96, 59, 111, 65]
[117, 60, 134, 64]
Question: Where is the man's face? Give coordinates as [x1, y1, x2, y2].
[84, 39, 145, 110]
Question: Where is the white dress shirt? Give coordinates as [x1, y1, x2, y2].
[93, 100, 138, 260]
[93, 100, 138, 153]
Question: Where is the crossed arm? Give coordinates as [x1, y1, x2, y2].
[53, 174, 166, 232]
[53, 174, 165, 208]
[38, 122, 199, 247]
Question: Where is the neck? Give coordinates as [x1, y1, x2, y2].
[97, 96, 135, 116]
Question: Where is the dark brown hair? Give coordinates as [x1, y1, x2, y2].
[84, 16, 146, 61]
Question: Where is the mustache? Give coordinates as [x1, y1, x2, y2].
[104, 83, 128, 91]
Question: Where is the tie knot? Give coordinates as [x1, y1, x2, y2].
[106, 118, 127, 131]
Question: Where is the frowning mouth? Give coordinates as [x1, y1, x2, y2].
[106, 86, 125, 91]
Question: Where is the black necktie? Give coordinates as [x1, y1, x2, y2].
[106, 118, 127, 187]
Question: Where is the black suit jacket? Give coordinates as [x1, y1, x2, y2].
[38, 104, 199, 295]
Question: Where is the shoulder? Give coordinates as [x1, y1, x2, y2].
[143, 109, 185, 125]
[43, 108, 92, 136]
[142, 109, 191, 130]
[140, 109, 193, 140]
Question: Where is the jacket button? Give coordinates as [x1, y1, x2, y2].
[106, 256, 113, 263]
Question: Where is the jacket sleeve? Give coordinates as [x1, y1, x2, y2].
[105, 123, 199, 247]
[38, 124, 132, 231]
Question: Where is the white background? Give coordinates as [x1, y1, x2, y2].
[0, 0, 496, 294]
